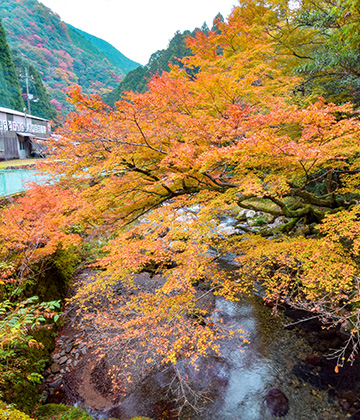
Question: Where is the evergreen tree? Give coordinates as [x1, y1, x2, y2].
[273, 0, 360, 105]
[0, 18, 24, 111]
[211, 13, 224, 33]
[27, 65, 57, 119]
[10, 49, 57, 119]
[103, 29, 194, 107]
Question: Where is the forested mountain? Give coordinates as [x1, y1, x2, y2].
[9, 47, 57, 119]
[67, 24, 140, 75]
[0, 0, 140, 115]
[0, 16, 56, 119]
[103, 18, 224, 107]
[103, 28, 196, 106]
[0, 18, 24, 111]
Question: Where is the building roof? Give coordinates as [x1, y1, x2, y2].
[0, 106, 48, 122]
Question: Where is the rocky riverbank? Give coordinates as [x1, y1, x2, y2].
[40, 268, 360, 420]
[40, 210, 360, 419]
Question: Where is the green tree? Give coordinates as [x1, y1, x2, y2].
[269, 0, 360, 105]
[104, 29, 194, 106]
[11, 47, 57, 119]
[0, 18, 24, 111]
[27, 65, 57, 119]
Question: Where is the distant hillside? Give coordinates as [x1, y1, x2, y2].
[0, 18, 24, 111]
[67, 24, 139, 75]
[0, 0, 140, 115]
[104, 29, 194, 107]
[11, 47, 57, 120]
[103, 19, 223, 107]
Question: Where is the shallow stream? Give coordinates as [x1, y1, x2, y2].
[97, 292, 356, 420]
[45, 222, 360, 419]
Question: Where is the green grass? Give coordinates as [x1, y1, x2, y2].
[0, 159, 38, 169]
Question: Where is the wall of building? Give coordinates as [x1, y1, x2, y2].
[0, 107, 50, 160]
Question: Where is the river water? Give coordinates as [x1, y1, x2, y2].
[88, 256, 358, 419]
[97, 295, 353, 420]
[45, 221, 360, 419]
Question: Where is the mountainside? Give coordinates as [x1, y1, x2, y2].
[0, 18, 24, 111]
[103, 19, 223, 107]
[0, 0, 140, 115]
[67, 24, 140, 75]
[0, 16, 58, 119]
[11, 47, 57, 119]
[104, 29, 194, 106]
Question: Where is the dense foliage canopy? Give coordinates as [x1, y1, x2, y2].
[3, 0, 360, 412]
[40, 0, 360, 370]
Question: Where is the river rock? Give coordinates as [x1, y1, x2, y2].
[338, 390, 357, 405]
[50, 363, 61, 374]
[352, 411, 360, 419]
[237, 209, 258, 221]
[216, 223, 239, 236]
[317, 340, 330, 352]
[340, 399, 351, 411]
[265, 388, 289, 417]
[237, 209, 248, 221]
[305, 354, 322, 367]
[318, 328, 337, 340]
[49, 377, 63, 388]
[65, 343, 73, 353]
[268, 216, 288, 230]
[59, 356, 68, 365]
[329, 338, 341, 349]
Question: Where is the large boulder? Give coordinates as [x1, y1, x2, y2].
[265, 388, 289, 417]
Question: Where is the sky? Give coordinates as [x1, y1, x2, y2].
[38, 0, 238, 65]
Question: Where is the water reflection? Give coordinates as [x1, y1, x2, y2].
[203, 298, 273, 420]
[103, 290, 347, 420]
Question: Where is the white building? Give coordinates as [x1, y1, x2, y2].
[0, 107, 50, 160]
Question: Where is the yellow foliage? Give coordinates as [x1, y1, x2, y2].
[0, 402, 33, 420]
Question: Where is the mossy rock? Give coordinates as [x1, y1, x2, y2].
[1, 247, 80, 412]
[250, 216, 267, 227]
[26, 246, 80, 302]
[35, 404, 93, 420]
[0, 401, 32, 419]
[130, 417, 153, 420]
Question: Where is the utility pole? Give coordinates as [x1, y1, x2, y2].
[20, 67, 33, 114]
[23, 107, 27, 131]
[24, 67, 31, 115]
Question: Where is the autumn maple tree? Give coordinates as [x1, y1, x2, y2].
[32, 0, 360, 376]
[0, 183, 83, 404]
[2, 1, 360, 401]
